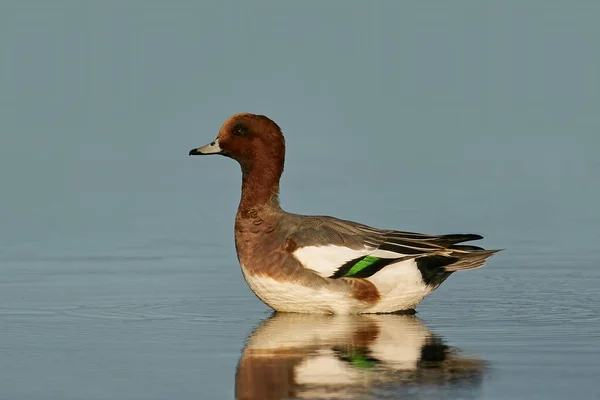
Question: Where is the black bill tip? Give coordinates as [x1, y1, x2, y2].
[189, 148, 201, 156]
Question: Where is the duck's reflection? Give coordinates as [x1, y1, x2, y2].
[235, 313, 486, 400]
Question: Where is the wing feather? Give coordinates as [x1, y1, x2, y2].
[286, 214, 496, 280]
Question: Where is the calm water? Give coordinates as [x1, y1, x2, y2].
[1, 164, 599, 399]
[1, 1, 599, 399]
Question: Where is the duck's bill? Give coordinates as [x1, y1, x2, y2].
[189, 139, 222, 155]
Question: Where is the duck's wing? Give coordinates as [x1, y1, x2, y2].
[287, 215, 498, 280]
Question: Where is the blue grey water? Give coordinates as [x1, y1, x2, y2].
[1, 1, 599, 399]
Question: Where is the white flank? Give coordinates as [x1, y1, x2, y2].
[241, 266, 364, 314]
[242, 252, 433, 313]
[364, 259, 432, 313]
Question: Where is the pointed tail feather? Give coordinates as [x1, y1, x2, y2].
[443, 250, 500, 272]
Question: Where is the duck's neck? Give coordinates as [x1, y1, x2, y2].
[238, 159, 283, 216]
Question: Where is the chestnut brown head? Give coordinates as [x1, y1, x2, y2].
[189, 113, 285, 174]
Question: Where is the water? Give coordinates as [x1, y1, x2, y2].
[1, 223, 598, 399]
[1, 1, 599, 399]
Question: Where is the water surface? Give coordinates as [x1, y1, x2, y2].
[1, 214, 598, 399]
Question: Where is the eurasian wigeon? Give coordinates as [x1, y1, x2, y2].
[189, 113, 498, 314]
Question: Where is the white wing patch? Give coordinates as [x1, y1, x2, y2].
[293, 245, 409, 278]
[293, 245, 371, 278]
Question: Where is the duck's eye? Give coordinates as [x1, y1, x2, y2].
[233, 124, 248, 137]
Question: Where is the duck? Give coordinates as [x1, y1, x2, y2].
[189, 113, 499, 314]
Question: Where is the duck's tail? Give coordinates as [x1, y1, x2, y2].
[414, 237, 500, 287]
[443, 249, 501, 272]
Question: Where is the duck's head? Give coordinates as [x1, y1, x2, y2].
[189, 113, 285, 173]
